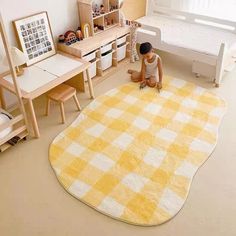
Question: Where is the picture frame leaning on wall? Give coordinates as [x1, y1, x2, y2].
[13, 12, 56, 66]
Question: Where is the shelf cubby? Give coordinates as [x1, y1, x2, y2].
[78, 0, 120, 36]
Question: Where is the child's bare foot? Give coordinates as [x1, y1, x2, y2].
[146, 80, 157, 88]
[128, 69, 135, 74]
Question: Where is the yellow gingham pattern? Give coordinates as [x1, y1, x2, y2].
[49, 76, 226, 226]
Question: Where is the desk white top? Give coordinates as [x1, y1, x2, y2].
[3, 54, 84, 94]
[35, 54, 83, 77]
[3, 66, 57, 93]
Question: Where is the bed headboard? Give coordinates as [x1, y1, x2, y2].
[146, 0, 236, 34]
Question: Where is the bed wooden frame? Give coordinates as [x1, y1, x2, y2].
[136, 0, 236, 87]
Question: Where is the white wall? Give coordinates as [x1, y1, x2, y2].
[0, 0, 80, 108]
[0, 0, 79, 46]
[153, 0, 171, 7]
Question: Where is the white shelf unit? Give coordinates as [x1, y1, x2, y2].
[58, 26, 131, 83]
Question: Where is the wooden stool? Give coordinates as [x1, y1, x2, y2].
[46, 84, 81, 124]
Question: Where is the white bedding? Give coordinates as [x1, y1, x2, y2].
[137, 15, 236, 56]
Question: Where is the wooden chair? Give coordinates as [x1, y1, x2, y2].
[46, 84, 81, 124]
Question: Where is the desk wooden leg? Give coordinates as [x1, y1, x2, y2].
[46, 99, 50, 116]
[27, 99, 40, 138]
[86, 69, 95, 99]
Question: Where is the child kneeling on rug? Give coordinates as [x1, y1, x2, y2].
[128, 42, 163, 91]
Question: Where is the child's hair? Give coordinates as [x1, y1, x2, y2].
[140, 42, 153, 55]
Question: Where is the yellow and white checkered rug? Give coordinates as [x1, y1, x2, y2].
[49, 76, 226, 226]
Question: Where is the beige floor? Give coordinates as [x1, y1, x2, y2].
[0, 52, 236, 236]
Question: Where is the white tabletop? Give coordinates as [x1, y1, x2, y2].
[3, 66, 57, 93]
[3, 54, 84, 94]
[35, 54, 83, 77]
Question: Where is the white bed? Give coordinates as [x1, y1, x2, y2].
[136, 0, 236, 86]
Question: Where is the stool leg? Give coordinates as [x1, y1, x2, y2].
[59, 102, 66, 124]
[73, 94, 81, 111]
[46, 99, 50, 116]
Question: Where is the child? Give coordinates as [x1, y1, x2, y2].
[128, 42, 163, 91]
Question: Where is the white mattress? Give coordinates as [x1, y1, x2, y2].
[137, 15, 236, 56]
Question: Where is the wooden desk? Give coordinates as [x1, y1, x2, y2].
[0, 53, 94, 138]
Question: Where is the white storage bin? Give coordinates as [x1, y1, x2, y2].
[117, 44, 126, 61]
[88, 59, 97, 79]
[82, 51, 96, 62]
[82, 52, 97, 80]
[117, 35, 127, 46]
[101, 42, 113, 54]
[101, 51, 112, 71]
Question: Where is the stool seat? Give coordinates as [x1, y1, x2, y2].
[46, 84, 81, 124]
[47, 84, 76, 102]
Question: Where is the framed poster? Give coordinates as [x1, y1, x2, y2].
[13, 12, 56, 66]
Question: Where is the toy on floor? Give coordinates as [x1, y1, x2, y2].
[127, 20, 142, 63]
[139, 80, 147, 90]
[139, 80, 161, 93]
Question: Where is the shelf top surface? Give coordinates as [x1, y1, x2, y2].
[60, 26, 130, 56]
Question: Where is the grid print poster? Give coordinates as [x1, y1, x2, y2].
[14, 12, 56, 66]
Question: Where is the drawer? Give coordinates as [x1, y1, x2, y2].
[117, 35, 127, 46]
[82, 51, 96, 62]
[101, 51, 112, 71]
[88, 59, 97, 79]
[85, 59, 97, 81]
[117, 44, 126, 61]
[101, 42, 113, 54]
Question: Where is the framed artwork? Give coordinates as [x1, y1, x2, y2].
[13, 12, 56, 66]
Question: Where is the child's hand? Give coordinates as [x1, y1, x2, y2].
[157, 82, 162, 93]
[157, 82, 162, 90]
[139, 80, 147, 89]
